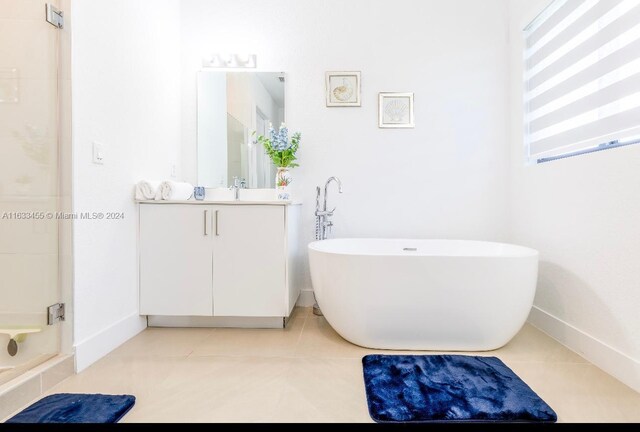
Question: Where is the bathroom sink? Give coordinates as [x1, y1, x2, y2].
[203, 188, 280, 202]
[238, 189, 279, 201]
[204, 188, 235, 201]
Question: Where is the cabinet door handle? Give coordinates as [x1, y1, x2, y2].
[215, 210, 220, 236]
[204, 210, 209, 236]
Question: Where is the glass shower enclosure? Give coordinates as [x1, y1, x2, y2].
[0, 1, 64, 386]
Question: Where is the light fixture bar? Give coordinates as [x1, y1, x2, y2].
[202, 54, 257, 69]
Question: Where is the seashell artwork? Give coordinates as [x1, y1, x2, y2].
[383, 99, 409, 123]
[379, 93, 414, 128]
[333, 78, 354, 102]
[326, 72, 361, 106]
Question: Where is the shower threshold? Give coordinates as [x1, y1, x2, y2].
[0, 354, 75, 421]
[0, 354, 56, 387]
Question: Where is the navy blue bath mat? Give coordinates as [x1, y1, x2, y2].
[362, 355, 556, 423]
[6, 393, 136, 423]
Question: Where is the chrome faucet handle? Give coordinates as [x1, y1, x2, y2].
[239, 178, 247, 189]
[325, 220, 334, 236]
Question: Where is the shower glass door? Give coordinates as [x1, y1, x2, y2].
[0, 0, 62, 386]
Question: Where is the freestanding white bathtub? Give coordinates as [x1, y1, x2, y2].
[308, 239, 539, 351]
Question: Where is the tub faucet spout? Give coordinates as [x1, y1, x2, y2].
[323, 177, 343, 213]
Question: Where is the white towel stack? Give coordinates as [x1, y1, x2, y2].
[135, 180, 194, 201]
[158, 180, 194, 201]
[135, 180, 161, 200]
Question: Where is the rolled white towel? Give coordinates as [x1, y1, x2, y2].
[135, 180, 161, 201]
[159, 181, 194, 201]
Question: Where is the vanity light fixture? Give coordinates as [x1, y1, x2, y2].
[203, 53, 257, 69]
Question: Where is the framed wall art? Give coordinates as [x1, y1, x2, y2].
[378, 92, 414, 128]
[326, 71, 361, 107]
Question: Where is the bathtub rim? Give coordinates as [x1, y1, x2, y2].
[308, 238, 539, 258]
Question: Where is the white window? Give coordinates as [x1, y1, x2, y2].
[524, 0, 640, 163]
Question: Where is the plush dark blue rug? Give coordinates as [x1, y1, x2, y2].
[6, 393, 136, 423]
[363, 355, 557, 423]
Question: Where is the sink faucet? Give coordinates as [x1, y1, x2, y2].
[229, 176, 247, 200]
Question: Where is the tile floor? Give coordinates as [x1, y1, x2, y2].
[12, 308, 640, 423]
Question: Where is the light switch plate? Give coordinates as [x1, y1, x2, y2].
[93, 141, 104, 165]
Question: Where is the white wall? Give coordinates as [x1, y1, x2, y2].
[181, 0, 512, 297]
[71, 0, 182, 371]
[508, 0, 640, 392]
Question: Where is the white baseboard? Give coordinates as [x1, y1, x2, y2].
[528, 306, 640, 393]
[297, 289, 316, 307]
[74, 312, 147, 372]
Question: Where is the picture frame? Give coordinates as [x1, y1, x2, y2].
[378, 92, 415, 128]
[326, 71, 361, 107]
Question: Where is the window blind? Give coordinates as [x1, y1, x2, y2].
[524, 0, 640, 163]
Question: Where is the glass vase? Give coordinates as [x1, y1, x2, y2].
[275, 167, 291, 200]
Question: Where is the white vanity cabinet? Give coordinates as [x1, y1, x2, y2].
[211, 205, 285, 317]
[139, 204, 214, 316]
[139, 202, 301, 323]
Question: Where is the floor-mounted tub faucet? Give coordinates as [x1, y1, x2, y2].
[313, 177, 343, 316]
[315, 177, 343, 241]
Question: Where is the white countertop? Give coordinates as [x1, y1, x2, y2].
[137, 200, 302, 206]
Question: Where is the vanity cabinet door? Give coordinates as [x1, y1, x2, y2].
[140, 204, 214, 316]
[212, 205, 286, 317]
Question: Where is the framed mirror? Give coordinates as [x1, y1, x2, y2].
[197, 71, 285, 188]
